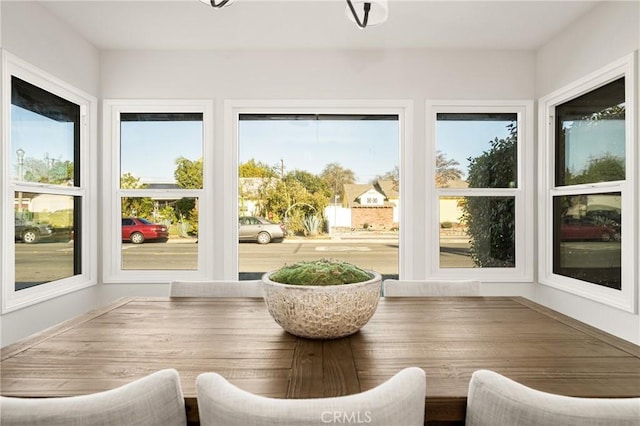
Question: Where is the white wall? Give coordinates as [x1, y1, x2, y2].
[100, 49, 535, 100]
[536, 1, 640, 98]
[1, 2, 101, 347]
[1, 2, 100, 96]
[535, 1, 640, 344]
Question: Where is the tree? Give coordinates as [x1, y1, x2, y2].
[372, 166, 399, 191]
[159, 205, 177, 223]
[239, 159, 279, 217]
[120, 173, 154, 218]
[435, 151, 463, 187]
[239, 159, 277, 178]
[285, 170, 331, 198]
[120, 172, 148, 190]
[588, 104, 624, 121]
[173, 157, 202, 235]
[566, 154, 625, 185]
[257, 178, 290, 221]
[22, 156, 73, 185]
[174, 157, 202, 189]
[174, 197, 197, 235]
[460, 124, 517, 268]
[283, 170, 331, 233]
[320, 163, 356, 203]
[256, 173, 330, 235]
[560, 105, 625, 185]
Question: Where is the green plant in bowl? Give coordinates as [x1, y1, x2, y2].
[262, 259, 382, 339]
[268, 258, 371, 286]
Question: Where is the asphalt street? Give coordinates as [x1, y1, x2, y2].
[14, 237, 620, 288]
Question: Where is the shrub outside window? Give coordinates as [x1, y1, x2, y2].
[427, 101, 533, 281]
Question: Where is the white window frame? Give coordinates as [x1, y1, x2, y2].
[425, 100, 534, 282]
[538, 53, 637, 313]
[224, 99, 413, 279]
[102, 99, 214, 283]
[1, 50, 97, 313]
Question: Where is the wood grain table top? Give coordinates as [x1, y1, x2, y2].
[2, 296, 639, 425]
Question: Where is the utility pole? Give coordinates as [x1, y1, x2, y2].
[16, 148, 25, 216]
[280, 159, 284, 179]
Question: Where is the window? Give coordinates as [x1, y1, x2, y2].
[426, 101, 533, 281]
[237, 113, 400, 280]
[539, 54, 636, 312]
[102, 101, 213, 282]
[226, 100, 413, 281]
[2, 52, 97, 312]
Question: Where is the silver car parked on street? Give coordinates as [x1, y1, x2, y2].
[238, 216, 286, 244]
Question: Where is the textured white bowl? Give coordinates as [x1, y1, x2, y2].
[262, 270, 382, 339]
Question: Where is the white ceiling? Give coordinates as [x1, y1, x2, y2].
[36, 0, 600, 51]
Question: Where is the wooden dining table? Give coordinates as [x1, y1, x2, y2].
[2, 296, 639, 425]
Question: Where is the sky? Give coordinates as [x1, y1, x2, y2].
[436, 119, 513, 179]
[120, 120, 202, 183]
[11, 106, 75, 179]
[10, 110, 515, 184]
[12, 106, 625, 186]
[564, 120, 625, 173]
[240, 117, 522, 184]
[238, 119, 399, 184]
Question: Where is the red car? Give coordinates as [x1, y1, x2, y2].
[559, 217, 619, 242]
[122, 217, 169, 244]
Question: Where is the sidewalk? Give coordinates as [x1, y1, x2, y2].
[166, 237, 198, 243]
[283, 231, 470, 244]
[284, 230, 398, 244]
[165, 233, 469, 244]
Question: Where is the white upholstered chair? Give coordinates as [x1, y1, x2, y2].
[196, 367, 426, 426]
[383, 279, 481, 296]
[0, 369, 186, 426]
[169, 280, 263, 297]
[466, 369, 640, 426]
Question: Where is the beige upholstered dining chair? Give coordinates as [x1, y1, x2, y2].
[466, 369, 640, 426]
[0, 369, 186, 426]
[383, 279, 481, 296]
[169, 279, 263, 297]
[196, 367, 426, 426]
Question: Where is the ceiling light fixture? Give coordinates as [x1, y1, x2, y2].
[200, 0, 236, 9]
[199, 0, 388, 29]
[345, 0, 388, 29]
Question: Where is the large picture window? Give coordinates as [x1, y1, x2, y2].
[237, 113, 400, 280]
[539, 54, 635, 312]
[225, 100, 413, 281]
[427, 101, 533, 281]
[2, 52, 97, 312]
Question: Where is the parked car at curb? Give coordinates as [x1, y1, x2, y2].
[15, 218, 54, 244]
[122, 217, 169, 244]
[239, 216, 286, 244]
[559, 217, 619, 242]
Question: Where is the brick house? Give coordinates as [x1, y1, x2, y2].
[343, 180, 398, 229]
